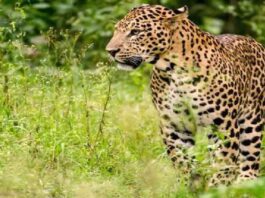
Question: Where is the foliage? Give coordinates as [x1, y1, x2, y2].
[0, 0, 264, 67]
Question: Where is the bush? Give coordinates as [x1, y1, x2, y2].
[0, 0, 264, 67]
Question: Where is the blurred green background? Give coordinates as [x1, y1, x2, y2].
[0, 0, 264, 68]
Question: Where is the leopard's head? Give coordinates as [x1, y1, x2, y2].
[106, 4, 188, 70]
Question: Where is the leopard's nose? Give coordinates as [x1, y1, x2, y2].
[107, 48, 120, 57]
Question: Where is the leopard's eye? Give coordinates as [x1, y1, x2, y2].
[129, 29, 141, 36]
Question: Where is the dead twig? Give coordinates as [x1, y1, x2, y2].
[98, 75, 112, 135]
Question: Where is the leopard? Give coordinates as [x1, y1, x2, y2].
[106, 4, 265, 187]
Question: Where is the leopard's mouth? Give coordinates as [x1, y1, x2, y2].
[116, 62, 135, 71]
[115, 56, 143, 70]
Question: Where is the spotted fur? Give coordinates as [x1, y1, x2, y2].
[106, 4, 265, 186]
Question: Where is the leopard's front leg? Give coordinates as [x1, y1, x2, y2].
[161, 126, 196, 183]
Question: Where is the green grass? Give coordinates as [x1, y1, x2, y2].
[0, 64, 264, 198]
[0, 65, 173, 197]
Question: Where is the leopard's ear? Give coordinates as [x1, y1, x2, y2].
[163, 6, 188, 28]
[173, 5, 188, 17]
